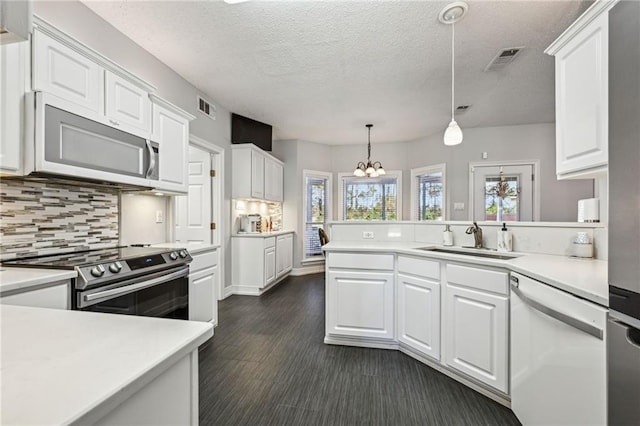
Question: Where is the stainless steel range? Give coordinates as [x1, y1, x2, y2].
[3, 247, 192, 319]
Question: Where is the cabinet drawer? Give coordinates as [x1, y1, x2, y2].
[1, 281, 69, 309]
[446, 264, 508, 295]
[398, 256, 440, 280]
[328, 253, 394, 271]
[190, 250, 218, 273]
[264, 237, 276, 249]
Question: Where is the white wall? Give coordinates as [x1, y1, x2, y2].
[119, 194, 169, 246]
[34, 1, 234, 289]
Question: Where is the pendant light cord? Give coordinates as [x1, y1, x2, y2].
[367, 126, 371, 161]
[451, 20, 455, 119]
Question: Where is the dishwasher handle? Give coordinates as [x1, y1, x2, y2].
[511, 282, 604, 340]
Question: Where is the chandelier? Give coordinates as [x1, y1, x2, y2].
[486, 168, 521, 199]
[353, 124, 385, 177]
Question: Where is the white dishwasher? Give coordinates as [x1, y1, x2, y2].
[509, 272, 607, 425]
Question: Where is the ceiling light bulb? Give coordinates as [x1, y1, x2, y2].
[365, 166, 375, 175]
[376, 167, 386, 176]
[354, 168, 365, 177]
[444, 119, 463, 146]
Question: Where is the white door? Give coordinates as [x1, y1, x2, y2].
[472, 164, 534, 222]
[444, 283, 508, 393]
[33, 30, 101, 113]
[251, 151, 265, 199]
[555, 13, 608, 176]
[153, 104, 188, 192]
[397, 273, 440, 360]
[105, 71, 151, 135]
[189, 266, 216, 322]
[175, 146, 212, 244]
[326, 270, 394, 340]
[510, 273, 606, 425]
[264, 247, 276, 287]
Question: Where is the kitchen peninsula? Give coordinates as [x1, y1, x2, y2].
[1, 305, 212, 425]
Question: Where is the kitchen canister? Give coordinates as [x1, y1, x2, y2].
[572, 232, 593, 258]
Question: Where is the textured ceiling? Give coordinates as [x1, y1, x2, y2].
[82, 0, 590, 145]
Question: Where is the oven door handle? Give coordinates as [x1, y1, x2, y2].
[84, 267, 189, 303]
[511, 283, 604, 340]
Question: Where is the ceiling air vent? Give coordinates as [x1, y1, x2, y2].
[485, 47, 524, 71]
[197, 96, 216, 120]
[455, 105, 471, 114]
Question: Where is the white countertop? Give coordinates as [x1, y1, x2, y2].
[0, 267, 77, 295]
[151, 242, 220, 254]
[232, 230, 294, 238]
[0, 305, 213, 425]
[322, 241, 608, 306]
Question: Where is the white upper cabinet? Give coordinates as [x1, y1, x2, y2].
[546, 2, 615, 179]
[232, 144, 284, 202]
[1, 41, 27, 175]
[33, 29, 102, 114]
[264, 157, 283, 202]
[105, 71, 151, 136]
[150, 95, 194, 194]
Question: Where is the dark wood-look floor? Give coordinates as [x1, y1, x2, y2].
[198, 273, 521, 425]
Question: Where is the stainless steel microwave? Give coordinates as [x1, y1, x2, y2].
[26, 91, 158, 187]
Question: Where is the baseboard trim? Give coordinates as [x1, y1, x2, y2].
[228, 274, 290, 297]
[324, 335, 398, 350]
[290, 264, 325, 276]
[222, 286, 234, 299]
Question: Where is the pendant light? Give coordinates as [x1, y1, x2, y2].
[353, 124, 385, 178]
[439, 2, 468, 146]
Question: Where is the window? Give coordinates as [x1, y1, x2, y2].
[338, 171, 402, 220]
[303, 170, 332, 261]
[411, 164, 446, 221]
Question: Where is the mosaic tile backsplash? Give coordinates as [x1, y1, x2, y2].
[0, 179, 119, 259]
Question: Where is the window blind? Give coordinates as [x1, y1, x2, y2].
[415, 172, 443, 221]
[305, 177, 328, 258]
[343, 176, 398, 220]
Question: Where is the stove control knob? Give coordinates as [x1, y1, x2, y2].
[108, 261, 122, 273]
[169, 252, 179, 261]
[90, 264, 105, 277]
[179, 250, 188, 258]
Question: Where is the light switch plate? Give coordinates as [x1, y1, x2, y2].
[155, 210, 164, 223]
[454, 202, 465, 211]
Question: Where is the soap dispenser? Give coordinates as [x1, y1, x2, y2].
[497, 223, 512, 252]
[443, 225, 453, 246]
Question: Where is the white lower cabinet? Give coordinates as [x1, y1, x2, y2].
[188, 249, 218, 324]
[231, 232, 294, 295]
[0, 281, 69, 309]
[327, 270, 394, 340]
[443, 264, 509, 394]
[397, 273, 440, 360]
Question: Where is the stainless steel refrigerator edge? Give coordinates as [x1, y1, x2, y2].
[608, 1, 640, 424]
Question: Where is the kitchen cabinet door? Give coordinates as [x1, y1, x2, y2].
[553, 12, 608, 179]
[264, 246, 276, 287]
[105, 71, 151, 137]
[443, 283, 508, 393]
[276, 234, 293, 278]
[326, 269, 394, 340]
[189, 266, 216, 323]
[33, 29, 102, 113]
[397, 273, 440, 360]
[251, 150, 265, 199]
[264, 158, 283, 202]
[151, 101, 189, 193]
[1, 42, 27, 175]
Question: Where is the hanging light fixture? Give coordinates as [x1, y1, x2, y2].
[353, 124, 385, 178]
[439, 2, 468, 146]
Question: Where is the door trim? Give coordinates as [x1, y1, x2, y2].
[468, 160, 540, 222]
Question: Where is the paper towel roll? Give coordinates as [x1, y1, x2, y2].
[578, 198, 599, 223]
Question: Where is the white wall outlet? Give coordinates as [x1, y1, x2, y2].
[482, 152, 488, 159]
[362, 231, 375, 239]
[454, 202, 465, 211]
[155, 210, 164, 223]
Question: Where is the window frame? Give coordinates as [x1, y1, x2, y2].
[337, 170, 403, 221]
[410, 163, 447, 221]
[302, 169, 333, 263]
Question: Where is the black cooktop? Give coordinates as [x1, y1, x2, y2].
[2, 246, 173, 269]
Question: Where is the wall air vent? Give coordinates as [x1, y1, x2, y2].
[197, 96, 216, 120]
[485, 47, 524, 71]
[455, 105, 471, 114]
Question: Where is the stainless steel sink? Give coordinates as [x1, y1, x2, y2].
[416, 247, 519, 260]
